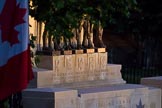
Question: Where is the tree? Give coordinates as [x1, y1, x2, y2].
[29, 0, 138, 50]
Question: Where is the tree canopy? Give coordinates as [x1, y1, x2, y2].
[29, 0, 138, 38]
[108, 0, 162, 39]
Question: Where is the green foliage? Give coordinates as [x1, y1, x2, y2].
[29, 0, 138, 38]
[3, 100, 9, 108]
[137, 0, 162, 38]
[0, 99, 9, 108]
[108, 0, 162, 40]
[29, 34, 36, 48]
[29, 34, 40, 66]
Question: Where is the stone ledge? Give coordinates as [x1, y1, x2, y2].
[28, 64, 125, 88]
[141, 76, 162, 108]
[23, 84, 161, 108]
[22, 88, 78, 108]
[141, 76, 162, 88]
[28, 68, 53, 88]
[52, 79, 126, 89]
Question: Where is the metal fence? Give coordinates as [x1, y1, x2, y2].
[108, 37, 162, 84]
[121, 66, 162, 84]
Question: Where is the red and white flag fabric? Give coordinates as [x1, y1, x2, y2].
[0, 0, 33, 100]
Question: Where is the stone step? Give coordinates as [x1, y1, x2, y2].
[141, 76, 162, 88]
[28, 68, 53, 88]
[51, 80, 125, 89]
[141, 76, 162, 108]
[28, 64, 125, 88]
[78, 84, 147, 108]
[23, 84, 161, 108]
[22, 88, 78, 108]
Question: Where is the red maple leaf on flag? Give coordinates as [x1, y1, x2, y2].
[0, 0, 27, 46]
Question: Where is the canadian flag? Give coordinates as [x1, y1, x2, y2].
[0, 0, 33, 100]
